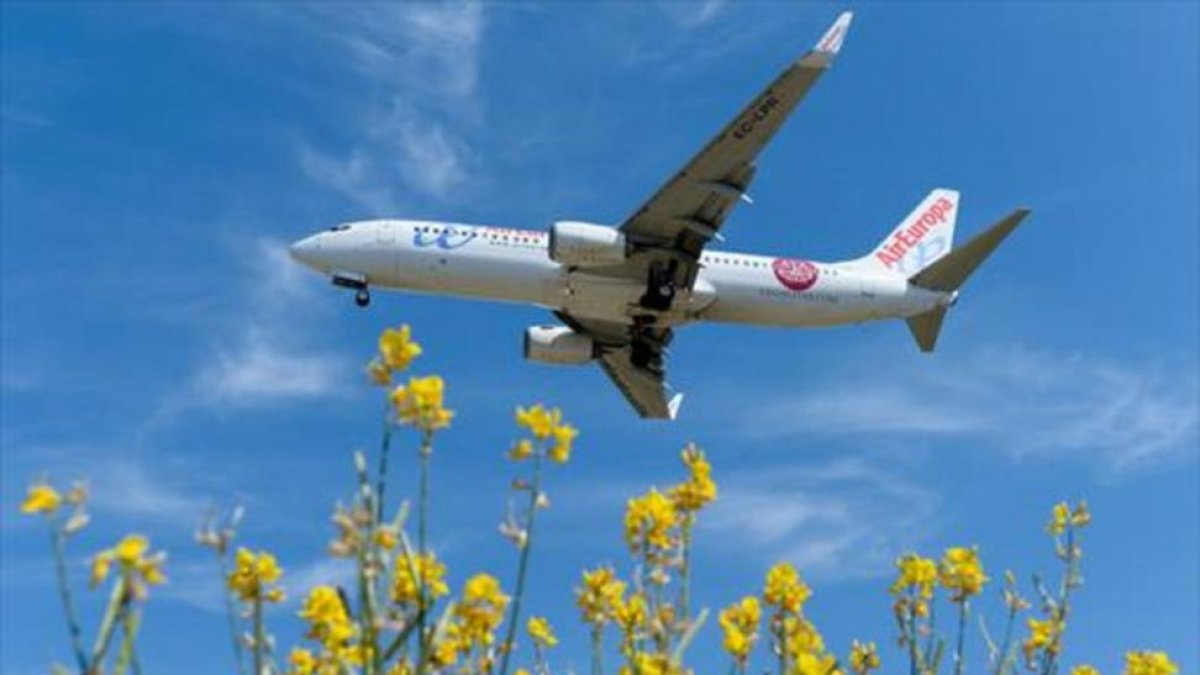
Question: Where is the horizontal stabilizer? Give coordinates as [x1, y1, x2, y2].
[906, 306, 947, 353]
[910, 208, 1031, 292]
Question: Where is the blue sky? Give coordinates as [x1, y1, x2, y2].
[2, 2, 1197, 674]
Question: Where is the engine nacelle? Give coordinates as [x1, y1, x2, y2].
[548, 221, 627, 267]
[524, 325, 596, 365]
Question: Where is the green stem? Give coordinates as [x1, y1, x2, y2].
[678, 517, 694, 645]
[49, 527, 88, 673]
[954, 601, 968, 675]
[114, 606, 140, 675]
[996, 606, 1017, 675]
[90, 574, 127, 670]
[907, 608, 919, 675]
[375, 403, 394, 523]
[416, 431, 432, 672]
[358, 539, 379, 675]
[252, 595, 264, 675]
[590, 625, 603, 675]
[776, 612, 788, 675]
[498, 451, 545, 675]
[218, 554, 249, 675]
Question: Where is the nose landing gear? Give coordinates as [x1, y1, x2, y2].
[332, 272, 371, 309]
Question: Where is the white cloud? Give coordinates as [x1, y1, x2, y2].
[660, 0, 727, 28]
[298, 99, 475, 208]
[4, 448, 210, 528]
[87, 458, 211, 523]
[746, 345, 1199, 472]
[305, 2, 484, 102]
[288, 3, 486, 205]
[195, 331, 343, 405]
[178, 238, 345, 411]
[703, 458, 938, 579]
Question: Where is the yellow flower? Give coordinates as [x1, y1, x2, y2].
[1072, 666, 1101, 675]
[113, 534, 149, 564]
[391, 375, 454, 430]
[849, 640, 881, 674]
[784, 616, 827, 659]
[624, 489, 678, 553]
[508, 439, 533, 461]
[1123, 651, 1178, 675]
[91, 534, 166, 591]
[515, 404, 561, 440]
[1048, 501, 1092, 535]
[890, 553, 938, 599]
[1048, 502, 1071, 535]
[386, 659, 415, 675]
[1071, 501, 1092, 528]
[793, 650, 841, 675]
[527, 616, 558, 649]
[228, 547, 284, 603]
[576, 566, 627, 626]
[619, 652, 676, 675]
[300, 585, 356, 649]
[455, 573, 508, 647]
[719, 595, 760, 662]
[548, 422, 578, 464]
[668, 444, 717, 513]
[1003, 570, 1032, 611]
[21, 482, 62, 515]
[288, 647, 317, 675]
[375, 527, 398, 551]
[91, 553, 113, 587]
[763, 562, 812, 614]
[1023, 617, 1063, 663]
[614, 592, 648, 648]
[367, 358, 392, 386]
[393, 551, 449, 608]
[379, 325, 422, 371]
[939, 546, 988, 601]
[428, 620, 467, 668]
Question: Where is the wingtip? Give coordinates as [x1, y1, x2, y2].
[667, 393, 685, 420]
[814, 11, 854, 56]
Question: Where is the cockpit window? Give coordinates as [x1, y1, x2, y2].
[328, 224, 353, 232]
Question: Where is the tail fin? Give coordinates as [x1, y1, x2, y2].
[861, 188, 960, 276]
[905, 207, 1032, 352]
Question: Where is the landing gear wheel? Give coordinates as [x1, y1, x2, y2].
[354, 288, 371, 307]
[639, 261, 678, 312]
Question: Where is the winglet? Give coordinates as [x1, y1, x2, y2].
[814, 11, 853, 57]
[667, 393, 685, 420]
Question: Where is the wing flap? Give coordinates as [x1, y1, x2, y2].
[599, 350, 681, 420]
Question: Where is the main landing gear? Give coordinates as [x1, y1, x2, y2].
[639, 260, 679, 312]
[354, 288, 371, 308]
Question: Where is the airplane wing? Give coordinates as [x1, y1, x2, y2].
[614, 11, 853, 288]
[599, 350, 682, 420]
[550, 13, 853, 419]
[555, 312, 682, 419]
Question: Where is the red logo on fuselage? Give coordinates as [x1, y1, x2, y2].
[772, 258, 820, 291]
[876, 196, 955, 268]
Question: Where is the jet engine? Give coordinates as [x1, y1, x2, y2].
[524, 325, 596, 365]
[548, 221, 627, 267]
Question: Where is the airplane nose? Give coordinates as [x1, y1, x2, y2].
[289, 235, 322, 267]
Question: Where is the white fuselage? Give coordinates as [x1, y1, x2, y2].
[289, 219, 952, 329]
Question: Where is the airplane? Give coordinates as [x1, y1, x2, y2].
[289, 11, 1029, 419]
